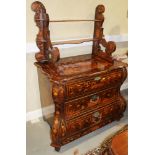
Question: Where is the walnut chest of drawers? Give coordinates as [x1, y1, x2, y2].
[31, 1, 127, 151]
[35, 54, 127, 151]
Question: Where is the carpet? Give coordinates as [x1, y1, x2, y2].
[84, 124, 128, 155]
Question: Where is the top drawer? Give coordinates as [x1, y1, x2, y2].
[66, 69, 123, 100]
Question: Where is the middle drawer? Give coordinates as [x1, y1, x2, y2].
[64, 87, 118, 120]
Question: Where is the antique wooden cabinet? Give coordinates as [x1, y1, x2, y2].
[31, 1, 127, 151]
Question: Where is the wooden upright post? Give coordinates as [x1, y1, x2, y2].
[31, 1, 60, 63]
[92, 5, 116, 63]
[92, 5, 105, 55]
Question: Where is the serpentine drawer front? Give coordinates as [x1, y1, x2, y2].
[64, 87, 118, 119]
[32, 1, 127, 151]
[61, 103, 118, 145]
[66, 69, 124, 100]
[66, 104, 115, 134]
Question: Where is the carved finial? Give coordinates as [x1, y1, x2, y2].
[95, 5, 105, 25]
[96, 5, 105, 14]
[31, 1, 46, 13]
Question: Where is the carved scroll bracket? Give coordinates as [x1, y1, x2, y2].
[31, 1, 60, 63]
[92, 5, 116, 63]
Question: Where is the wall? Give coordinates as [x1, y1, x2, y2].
[26, 0, 128, 121]
[27, 0, 128, 42]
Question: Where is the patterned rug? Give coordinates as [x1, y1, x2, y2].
[84, 124, 128, 155]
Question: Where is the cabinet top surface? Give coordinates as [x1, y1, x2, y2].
[35, 54, 127, 82]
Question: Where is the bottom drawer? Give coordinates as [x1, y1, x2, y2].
[65, 102, 117, 136]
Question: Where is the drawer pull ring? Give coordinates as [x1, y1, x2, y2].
[94, 76, 101, 81]
[91, 95, 99, 102]
[92, 111, 102, 123]
[93, 111, 100, 118]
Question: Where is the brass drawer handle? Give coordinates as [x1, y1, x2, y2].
[93, 111, 100, 118]
[90, 95, 99, 102]
[94, 76, 101, 81]
[94, 76, 106, 82]
[92, 111, 102, 123]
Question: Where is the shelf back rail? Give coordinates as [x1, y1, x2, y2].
[35, 19, 102, 22]
[52, 38, 97, 45]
